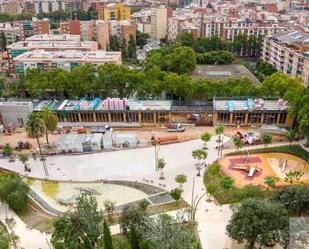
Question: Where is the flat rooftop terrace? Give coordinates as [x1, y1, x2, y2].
[191, 64, 260, 85]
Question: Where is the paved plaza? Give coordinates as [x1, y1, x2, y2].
[0, 136, 233, 249]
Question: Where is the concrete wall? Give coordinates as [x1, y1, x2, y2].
[0, 101, 33, 127]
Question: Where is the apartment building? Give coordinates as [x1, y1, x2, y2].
[34, 0, 66, 13]
[0, 1, 23, 14]
[98, 3, 131, 21]
[60, 20, 81, 36]
[7, 34, 98, 73]
[151, 5, 168, 40]
[13, 49, 122, 73]
[60, 20, 136, 49]
[261, 31, 309, 85]
[0, 19, 50, 44]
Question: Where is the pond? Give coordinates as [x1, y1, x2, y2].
[28, 180, 149, 212]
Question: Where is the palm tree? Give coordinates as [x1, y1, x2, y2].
[215, 125, 224, 156]
[41, 106, 58, 146]
[157, 158, 166, 180]
[25, 112, 48, 176]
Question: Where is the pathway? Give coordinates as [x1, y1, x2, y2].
[0, 136, 232, 249]
[0, 202, 51, 249]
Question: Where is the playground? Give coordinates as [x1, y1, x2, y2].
[219, 152, 309, 187]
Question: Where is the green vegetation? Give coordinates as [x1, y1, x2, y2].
[226, 199, 289, 249]
[171, 188, 183, 204]
[228, 145, 309, 162]
[41, 106, 58, 146]
[0, 12, 33, 22]
[175, 174, 187, 188]
[0, 222, 9, 249]
[51, 193, 103, 248]
[260, 132, 272, 144]
[204, 163, 268, 204]
[0, 172, 29, 213]
[196, 51, 235, 64]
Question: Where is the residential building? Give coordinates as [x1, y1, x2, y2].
[151, 5, 168, 40]
[261, 31, 309, 85]
[109, 20, 136, 43]
[7, 34, 98, 73]
[96, 21, 109, 50]
[60, 20, 81, 36]
[98, 3, 131, 21]
[0, 1, 23, 14]
[13, 50, 122, 74]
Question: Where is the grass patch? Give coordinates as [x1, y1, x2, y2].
[204, 163, 270, 205]
[228, 145, 309, 162]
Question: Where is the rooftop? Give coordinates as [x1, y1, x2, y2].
[273, 31, 309, 47]
[191, 64, 260, 85]
[13, 50, 121, 63]
[25, 34, 81, 42]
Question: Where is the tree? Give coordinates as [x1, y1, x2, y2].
[103, 220, 114, 249]
[170, 188, 183, 204]
[192, 149, 207, 176]
[166, 46, 196, 74]
[130, 224, 140, 249]
[0, 222, 9, 249]
[136, 31, 149, 48]
[215, 125, 224, 155]
[286, 129, 296, 143]
[298, 109, 309, 146]
[233, 136, 244, 150]
[51, 193, 103, 248]
[264, 175, 279, 189]
[41, 106, 58, 146]
[175, 174, 187, 188]
[0, 31, 7, 52]
[120, 204, 148, 236]
[0, 172, 29, 213]
[104, 200, 115, 220]
[3, 144, 13, 157]
[284, 170, 304, 184]
[127, 35, 137, 60]
[25, 112, 47, 176]
[219, 176, 234, 190]
[157, 158, 166, 180]
[200, 132, 211, 149]
[142, 214, 194, 249]
[109, 35, 120, 51]
[260, 132, 272, 144]
[19, 153, 29, 171]
[226, 199, 289, 249]
[270, 185, 309, 216]
[137, 199, 150, 212]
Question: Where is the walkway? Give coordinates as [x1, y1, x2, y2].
[0, 202, 51, 249]
[0, 136, 232, 249]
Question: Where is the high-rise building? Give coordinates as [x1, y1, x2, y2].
[151, 5, 168, 40]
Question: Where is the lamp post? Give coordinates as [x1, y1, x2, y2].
[151, 133, 160, 171]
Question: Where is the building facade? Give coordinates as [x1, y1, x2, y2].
[151, 5, 168, 40]
[12, 49, 122, 74]
[261, 31, 309, 85]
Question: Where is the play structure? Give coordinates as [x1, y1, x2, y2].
[219, 152, 309, 187]
[232, 164, 261, 177]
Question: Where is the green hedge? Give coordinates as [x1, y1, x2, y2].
[228, 145, 309, 162]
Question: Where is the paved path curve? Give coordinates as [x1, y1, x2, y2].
[0, 136, 233, 249]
